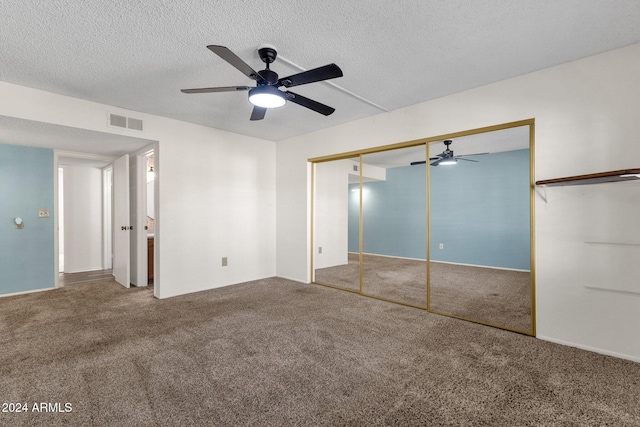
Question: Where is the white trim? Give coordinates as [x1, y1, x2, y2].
[276, 275, 309, 285]
[55, 150, 117, 162]
[351, 252, 531, 272]
[351, 251, 426, 262]
[132, 144, 156, 290]
[102, 165, 113, 270]
[153, 142, 159, 298]
[53, 151, 60, 288]
[430, 259, 531, 273]
[132, 144, 155, 157]
[1, 287, 54, 299]
[135, 152, 148, 287]
[537, 335, 640, 364]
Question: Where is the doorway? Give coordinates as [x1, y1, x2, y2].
[127, 146, 158, 294]
[143, 150, 156, 286]
[54, 144, 159, 296]
[57, 154, 115, 286]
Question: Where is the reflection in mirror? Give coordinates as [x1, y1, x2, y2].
[428, 125, 532, 333]
[358, 146, 427, 307]
[313, 157, 360, 292]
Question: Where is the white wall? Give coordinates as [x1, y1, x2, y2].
[276, 43, 640, 362]
[62, 164, 103, 273]
[0, 81, 277, 299]
[313, 159, 352, 269]
[313, 159, 388, 271]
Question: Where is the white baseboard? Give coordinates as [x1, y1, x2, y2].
[431, 259, 530, 273]
[0, 287, 54, 299]
[349, 251, 426, 262]
[537, 335, 640, 363]
[350, 252, 530, 272]
[63, 267, 105, 274]
[275, 275, 309, 284]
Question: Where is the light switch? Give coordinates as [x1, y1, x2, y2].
[38, 208, 50, 218]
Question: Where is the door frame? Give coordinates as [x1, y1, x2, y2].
[53, 150, 117, 288]
[133, 143, 159, 297]
[53, 145, 159, 297]
[102, 165, 113, 270]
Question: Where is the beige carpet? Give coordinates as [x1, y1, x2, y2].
[430, 262, 531, 333]
[1, 277, 638, 426]
[315, 253, 531, 332]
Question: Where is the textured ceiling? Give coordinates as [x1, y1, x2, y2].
[2, 0, 640, 144]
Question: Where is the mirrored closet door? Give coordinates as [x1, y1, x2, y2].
[360, 146, 427, 308]
[311, 120, 535, 336]
[312, 156, 360, 292]
[427, 124, 533, 333]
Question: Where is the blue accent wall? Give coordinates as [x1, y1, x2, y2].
[0, 144, 55, 295]
[349, 149, 530, 270]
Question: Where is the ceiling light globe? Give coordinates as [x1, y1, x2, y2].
[248, 86, 286, 108]
[440, 157, 457, 165]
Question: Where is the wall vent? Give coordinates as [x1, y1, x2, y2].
[353, 165, 358, 172]
[109, 113, 143, 131]
[109, 114, 127, 128]
[127, 117, 143, 131]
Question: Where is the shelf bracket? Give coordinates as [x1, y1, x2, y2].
[536, 184, 548, 204]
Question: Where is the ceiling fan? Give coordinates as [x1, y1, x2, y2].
[411, 140, 488, 166]
[181, 45, 343, 121]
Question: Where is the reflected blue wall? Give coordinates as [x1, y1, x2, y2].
[349, 165, 426, 258]
[349, 149, 530, 270]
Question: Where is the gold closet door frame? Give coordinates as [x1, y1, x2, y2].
[309, 119, 535, 336]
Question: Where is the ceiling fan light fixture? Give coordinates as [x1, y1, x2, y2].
[439, 157, 457, 165]
[248, 86, 286, 108]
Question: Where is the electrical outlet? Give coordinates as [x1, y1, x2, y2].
[318, 246, 322, 254]
[38, 208, 50, 218]
[439, 243, 444, 249]
[221, 257, 228, 267]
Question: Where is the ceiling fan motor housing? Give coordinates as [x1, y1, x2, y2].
[258, 47, 277, 64]
[258, 68, 279, 85]
[257, 47, 279, 85]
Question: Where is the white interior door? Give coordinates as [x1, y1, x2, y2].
[113, 154, 130, 288]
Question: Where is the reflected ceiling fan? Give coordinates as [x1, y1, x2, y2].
[181, 45, 343, 121]
[411, 140, 488, 166]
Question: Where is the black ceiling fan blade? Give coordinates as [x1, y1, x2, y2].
[278, 64, 343, 88]
[250, 106, 267, 121]
[207, 45, 262, 81]
[410, 161, 427, 166]
[458, 157, 479, 162]
[429, 156, 442, 161]
[181, 86, 251, 94]
[285, 91, 335, 116]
